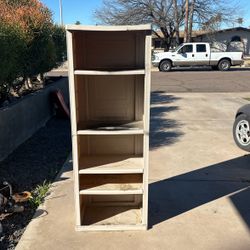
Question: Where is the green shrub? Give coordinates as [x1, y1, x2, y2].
[0, 23, 25, 105]
[52, 25, 67, 68]
[0, 1, 67, 106]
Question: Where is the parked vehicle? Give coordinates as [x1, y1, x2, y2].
[152, 42, 243, 72]
[233, 104, 250, 152]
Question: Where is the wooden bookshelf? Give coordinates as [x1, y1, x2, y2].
[66, 24, 151, 231]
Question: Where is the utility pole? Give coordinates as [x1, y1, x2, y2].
[184, 0, 189, 42]
[59, 0, 63, 25]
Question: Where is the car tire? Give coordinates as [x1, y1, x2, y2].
[218, 59, 231, 71]
[159, 60, 172, 72]
[233, 114, 250, 152]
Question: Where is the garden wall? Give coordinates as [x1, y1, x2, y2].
[0, 77, 69, 161]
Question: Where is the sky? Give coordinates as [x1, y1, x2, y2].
[41, 0, 103, 25]
[41, 0, 250, 28]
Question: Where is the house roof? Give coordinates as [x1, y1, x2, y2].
[152, 30, 208, 39]
[195, 27, 250, 38]
[152, 27, 250, 39]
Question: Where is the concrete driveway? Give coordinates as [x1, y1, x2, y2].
[17, 92, 250, 250]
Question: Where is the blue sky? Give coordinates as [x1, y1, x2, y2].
[41, 0, 103, 25]
[41, 0, 250, 27]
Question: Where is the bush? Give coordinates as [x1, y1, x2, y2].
[0, 23, 26, 105]
[0, 0, 66, 105]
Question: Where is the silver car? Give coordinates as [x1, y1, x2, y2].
[233, 104, 250, 152]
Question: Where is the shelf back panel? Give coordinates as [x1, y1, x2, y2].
[78, 135, 143, 156]
[75, 75, 144, 129]
[72, 31, 146, 70]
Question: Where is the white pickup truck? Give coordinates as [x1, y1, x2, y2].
[152, 42, 243, 72]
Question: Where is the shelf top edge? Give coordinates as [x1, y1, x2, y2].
[66, 24, 152, 32]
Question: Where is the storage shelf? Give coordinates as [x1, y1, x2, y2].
[79, 155, 143, 174]
[74, 69, 145, 75]
[77, 121, 144, 135]
[79, 174, 143, 195]
[67, 24, 151, 231]
[80, 205, 143, 229]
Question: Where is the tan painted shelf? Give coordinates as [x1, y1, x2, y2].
[79, 155, 143, 174]
[74, 69, 145, 75]
[67, 24, 151, 231]
[79, 174, 143, 195]
[77, 121, 144, 135]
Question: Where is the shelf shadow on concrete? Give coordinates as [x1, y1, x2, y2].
[150, 92, 184, 150]
[149, 154, 250, 229]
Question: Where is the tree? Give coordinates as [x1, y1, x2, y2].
[75, 20, 81, 25]
[173, 0, 180, 45]
[0, 0, 66, 105]
[188, 0, 195, 42]
[94, 0, 185, 51]
[95, 0, 240, 50]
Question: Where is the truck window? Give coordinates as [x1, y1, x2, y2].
[179, 45, 193, 53]
[196, 44, 206, 52]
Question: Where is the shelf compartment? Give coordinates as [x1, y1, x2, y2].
[72, 30, 146, 70]
[78, 134, 143, 156]
[74, 69, 145, 75]
[79, 155, 143, 174]
[79, 174, 143, 195]
[75, 75, 144, 131]
[78, 194, 144, 230]
[77, 121, 143, 135]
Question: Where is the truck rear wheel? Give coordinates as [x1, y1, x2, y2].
[159, 60, 172, 72]
[218, 59, 231, 71]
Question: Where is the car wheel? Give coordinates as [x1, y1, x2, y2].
[233, 114, 250, 152]
[159, 60, 172, 72]
[218, 59, 231, 71]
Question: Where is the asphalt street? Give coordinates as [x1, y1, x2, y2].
[152, 67, 250, 92]
[48, 67, 250, 93]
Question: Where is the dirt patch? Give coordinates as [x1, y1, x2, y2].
[0, 117, 71, 249]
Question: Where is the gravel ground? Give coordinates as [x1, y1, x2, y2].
[0, 117, 71, 250]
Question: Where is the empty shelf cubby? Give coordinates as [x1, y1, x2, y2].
[72, 30, 146, 71]
[79, 194, 143, 230]
[74, 75, 145, 133]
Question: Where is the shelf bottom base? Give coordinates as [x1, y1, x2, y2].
[78, 205, 145, 231]
[76, 224, 147, 232]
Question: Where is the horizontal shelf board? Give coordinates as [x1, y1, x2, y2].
[79, 155, 143, 174]
[79, 174, 143, 195]
[77, 121, 144, 135]
[66, 24, 151, 32]
[74, 69, 145, 75]
[79, 188, 143, 195]
[80, 205, 143, 228]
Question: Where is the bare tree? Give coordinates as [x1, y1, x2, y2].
[94, 0, 241, 50]
[188, 0, 195, 41]
[173, 0, 180, 45]
[94, 0, 184, 51]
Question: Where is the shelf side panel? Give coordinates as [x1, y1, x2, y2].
[142, 34, 152, 228]
[66, 30, 81, 226]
